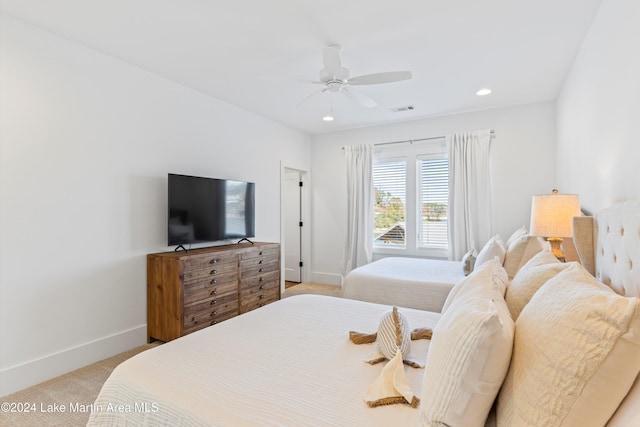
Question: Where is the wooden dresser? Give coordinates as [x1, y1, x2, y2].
[147, 242, 280, 342]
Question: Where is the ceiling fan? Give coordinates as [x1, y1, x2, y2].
[298, 45, 412, 109]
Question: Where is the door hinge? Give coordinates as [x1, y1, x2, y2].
[299, 181, 303, 187]
[299, 261, 304, 267]
[299, 221, 303, 227]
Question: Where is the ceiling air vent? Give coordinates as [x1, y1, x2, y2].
[390, 105, 415, 113]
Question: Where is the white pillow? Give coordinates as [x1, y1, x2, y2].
[497, 263, 640, 427]
[421, 259, 513, 427]
[474, 234, 506, 269]
[442, 257, 507, 313]
[505, 226, 527, 248]
[504, 250, 569, 320]
[502, 235, 546, 279]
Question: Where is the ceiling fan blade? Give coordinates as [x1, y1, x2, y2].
[341, 86, 378, 108]
[297, 88, 327, 108]
[348, 71, 412, 85]
[322, 46, 343, 78]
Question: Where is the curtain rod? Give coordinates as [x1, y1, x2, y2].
[341, 130, 495, 150]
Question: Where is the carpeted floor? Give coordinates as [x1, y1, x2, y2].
[0, 343, 158, 427]
[0, 282, 340, 427]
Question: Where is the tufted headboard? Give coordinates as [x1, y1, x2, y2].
[573, 200, 640, 297]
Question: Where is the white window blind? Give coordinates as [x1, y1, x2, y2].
[373, 158, 406, 246]
[417, 156, 449, 249]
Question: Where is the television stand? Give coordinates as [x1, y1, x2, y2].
[237, 238, 254, 245]
[147, 242, 281, 342]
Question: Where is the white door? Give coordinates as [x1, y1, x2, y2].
[284, 170, 302, 282]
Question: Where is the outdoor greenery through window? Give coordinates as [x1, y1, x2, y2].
[373, 140, 449, 256]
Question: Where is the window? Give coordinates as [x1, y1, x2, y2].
[417, 155, 448, 249]
[373, 158, 406, 246]
[372, 140, 448, 257]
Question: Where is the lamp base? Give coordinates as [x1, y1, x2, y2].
[547, 237, 565, 262]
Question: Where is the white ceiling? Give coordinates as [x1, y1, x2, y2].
[1, 0, 603, 135]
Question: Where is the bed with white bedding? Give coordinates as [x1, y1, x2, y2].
[88, 200, 640, 427]
[341, 257, 464, 312]
[87, 295, 439, 426]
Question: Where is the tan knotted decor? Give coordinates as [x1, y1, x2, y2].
[349, 306, 432, 408]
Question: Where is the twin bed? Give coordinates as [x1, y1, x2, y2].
[341, 257, 464, 312]
[88, 201, 640, 426]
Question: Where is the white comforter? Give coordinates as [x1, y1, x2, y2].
[87, 295, 440, 427]
[342, 257, 464, 312]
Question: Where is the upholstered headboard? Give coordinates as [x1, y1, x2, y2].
[573, 200, 640, 297]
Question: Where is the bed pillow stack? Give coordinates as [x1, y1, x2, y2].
[497, 262, 640, 426]
[504, 250, 571, 320]
[473, 234, 506, 269]
[420, 258, 514, 427]
[468, 227, 547, 279]
[502, 233, 546, 280]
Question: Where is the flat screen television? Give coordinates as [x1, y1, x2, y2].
[168, 173, 255, 246]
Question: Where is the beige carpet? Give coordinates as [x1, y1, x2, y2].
[0, 283, 338, 426]
[0, 344, 158, 427]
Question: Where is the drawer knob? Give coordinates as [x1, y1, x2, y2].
[259, 277, 264, 282]
[210, 269, 217, 275]
[210, 311, 217, 316]
[210, 289, 217, 296]
[259, 251, 264, 255]
[210, 259, 218, 264]
[210, 299, 217, 305]
[210, 279, 217, 285]
[210, 320, 217, 326]
[259, 295, 265, 299]
[259, 284, 264, 290]
[259, 303, 265, 307]
[258, 259, 263, 264]
[259, 268, 263, 272]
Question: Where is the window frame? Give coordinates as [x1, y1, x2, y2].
[372, 139, 448, 258]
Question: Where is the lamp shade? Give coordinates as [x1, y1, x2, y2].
[530, 192, 581, 238]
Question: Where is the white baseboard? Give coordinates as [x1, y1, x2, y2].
[311, 271, 343, 286]
[0, 324, 147, 397]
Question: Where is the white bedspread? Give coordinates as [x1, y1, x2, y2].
[342, 257, 465, 312]
[87, 295, 440, 427]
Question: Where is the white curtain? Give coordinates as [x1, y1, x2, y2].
[342, 144, 373, 277]
[447, 130, 493, 260]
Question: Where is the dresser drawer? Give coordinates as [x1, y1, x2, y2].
[240, 253, 278, 270]
[185, 278, 238, 304]
[240, 270, 279, 291]
[240, 291, 279, 314]
[241, 246, 279, 260]
[240, 260, 279, 278]
[241, 278, 278, 300]
[183, 299, 238, 335]
[183, 261, 238, 283]
[183, 252, 238, 271]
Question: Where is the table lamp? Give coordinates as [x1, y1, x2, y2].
[530, 189, 581, 261]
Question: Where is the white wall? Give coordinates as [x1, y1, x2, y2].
[557, 0, 640, 214]
[0, 14, 310, 395]
[310, 102, 557, 285]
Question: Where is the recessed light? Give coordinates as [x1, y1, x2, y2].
[476, 88, 492, 96]
[322, 115, 334, 122]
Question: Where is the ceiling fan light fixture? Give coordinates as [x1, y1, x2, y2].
[476, 88, 492, 96]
